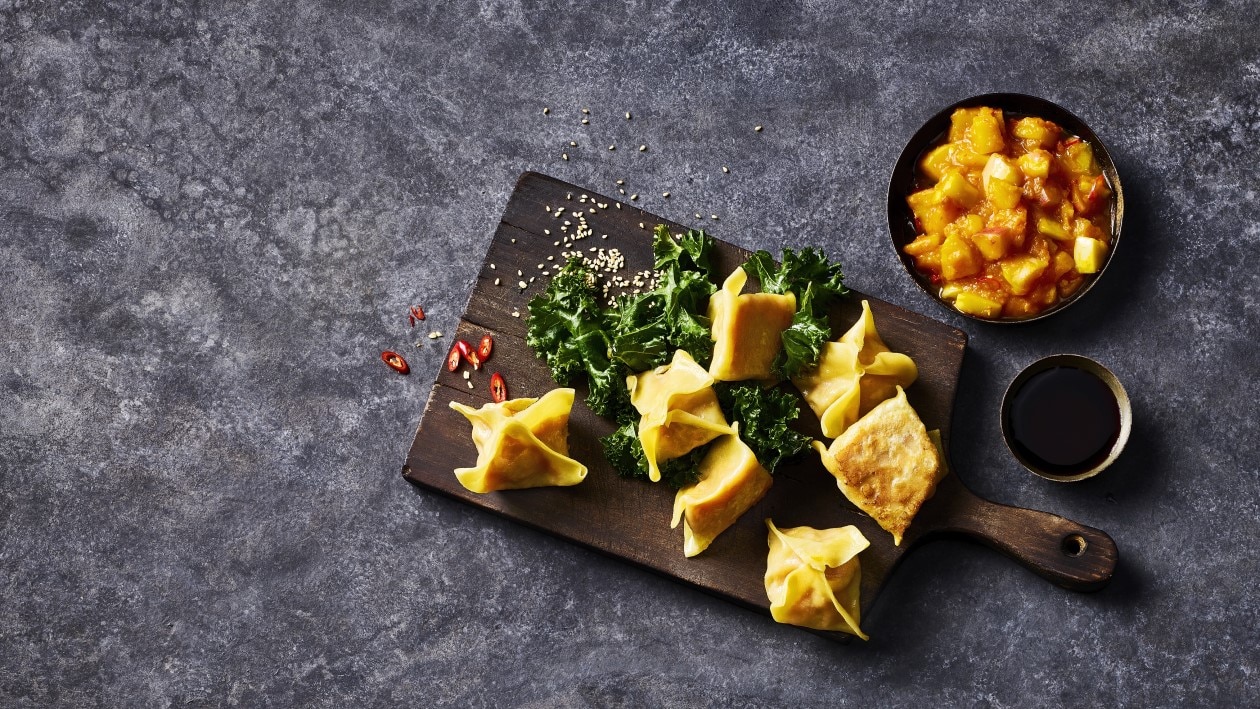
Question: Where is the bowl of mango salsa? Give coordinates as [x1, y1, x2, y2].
[887, 94, 1124, 322]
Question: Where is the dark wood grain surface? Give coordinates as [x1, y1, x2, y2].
[402, 172, 1116, 637]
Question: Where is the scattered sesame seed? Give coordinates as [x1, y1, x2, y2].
[543, 107, 550, 115]
[630, 194, 638, 201]
[588, 208, 596, 214]
[615, 203, 621, 209]
[517, 270, 523, 276]
[582, 107, 590, 114]
[544, 206, 551, 212]
[601, 234, 608, 239]
[581, 118, 589, 125]
[754, 125, 763, 132]
[428, 331, 443, 339]
[695, 213, 702, 219]
[490, 263, 496, 269]
[544, 229, 551, 235]
[529, 276, 535, 283]
[554, 241, 560, 246]
[463, 371, 470, 380]
[608, 145, 615, 151]
[512, 310, 520, 318]
[537, 263, 544, 269]
[510, 238, 516, 243]
[618, 188, 625, 195]
[518, 280, 527, 289]
[616, 179, 625, 185]
[569, 141, 577, 147]
[547, 255, 555, 261]
[662, 192, 670, 198]
[467, 381, 474, 389]
[711, 214, 719, 220]
[625, 111, 632, 119]
[639, 145, 647, 152]
[494, 278, 501, 285]
[566, 193, 572, 200]
[561, 153, 568, 160]
[722, 166, 730, 173]
[639, 222, 645, 229]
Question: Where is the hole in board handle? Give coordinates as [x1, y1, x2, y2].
[1061, 534, 1088, 557]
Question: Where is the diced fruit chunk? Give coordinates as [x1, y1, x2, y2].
[1074, 236, 1108, 273]
[1011, 117, 1061, 149]
[949, 107, 983, 142]
[970, 227, 1013, 260]
[919, 144, 954, 182]
[940, 235, 982, 280]
[966, 108, 1006, 154]
[937, 171, 981, 208]
[1000, 255, 1050, 295]
[1017, 149, 1053, 179]
[982, 154, 1021, 192]
[1036, 217, 1071, 241]
[1052, 250, 1076, 279]
[1061, 141, 1095, 175]
[903, 233, 943, 257]
[987, 180, 1023, 209]
[953, 292, 1003, 318]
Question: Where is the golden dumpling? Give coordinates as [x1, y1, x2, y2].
[764, 519, 869, 639]
[708, 267, 797, 381]
[628, 349, 734, 483]
[449, 388, 587, 493]
[671, 424, 773, 557]
[792, 299, 918, 438]
[813, 386, 944, 545]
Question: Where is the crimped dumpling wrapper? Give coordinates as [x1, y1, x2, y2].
[764, 520, 869, 639]
[449, 388, 586, 493]
[628, 349, 733, 482]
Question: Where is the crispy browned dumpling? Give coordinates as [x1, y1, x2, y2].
[813, 386, 944, 545]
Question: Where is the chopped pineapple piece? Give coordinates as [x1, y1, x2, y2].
[970, 227, 1013, 260]
[1074, 236, 1108, 273]
[1011, 117, 1060, 149]
[937, 171, 981, 208]
[982, 154, 1021, 193]
[1036, 217, 1071, 241]
[940, 235, 982, 280]
[966, 108, 1006, 154]
[1017, 149, 1052, 179]
[987, 180, 1023, 210]
[1052, 250, 1076, 279]
[1000, 255, 1049, 295]
[949, 107, 983, 142]
[954, 292, 1003, 318]
[988, 207, 1028, 245]
[1061, 141, 1095, 175]
[919, 144, 954, 182]
[903, 233, 943, 257]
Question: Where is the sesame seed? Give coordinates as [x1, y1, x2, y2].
[601, 234, 608, 239]
[582, 107, 590, 114]
[608, 145, 615, 151]
[754, 125, 763, 132]
[428, 331, 443, 339]
[662, 192, 670, 198]
[616, 179, 624, 185]
[547, 255, 555, 261]
[510, 238, 516, 243]
[630, 194, 638, 201]
[639, 145, 646, 152]
[543, 107, 550, 115]
[695, 213, 702, 219]
[639, 222, 645, 229]
[494, 278, 501, 285]
[711, 214, 719, 220]
[618, 189, 625, 195]
[625, 111, 632, 119]
[467, 381, 474, 389]
[569, 141, 577, 147]
[544, 206, 551, 212]
[512, 310, 520, 318]
[537, 263, 544, 269]
[722, 166, 730, 173]
[561, 153, 568, 160]
[518, 280, 527, 289]
[529, 276, 535, 283]
[581, 118, 589, 125]
[517, 269, 523, 276]
[490, 263, 496, 269]
[544, 229, 551, 235]
[554, 241, 560, 246]
[588, 208, 596, 214]
[463, 371, 470, 380]
[615, 203, 621, 209]
[566, 193, 572, 200]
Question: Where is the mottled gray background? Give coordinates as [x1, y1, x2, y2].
[2, 0, 1257, 706]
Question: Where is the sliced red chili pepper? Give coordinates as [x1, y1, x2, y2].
[454, 339, 480, 370]
[381, 350, 410, 375]
[477, 334, 493, 361]
[446, 343, 462, 372]
[410, 305, 426, 321]
[465, 349, 482, 371]
[408, 314, 416, 328]
[489, 372, 508, 403]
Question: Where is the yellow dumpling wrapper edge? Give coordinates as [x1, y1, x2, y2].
[708, 267, 797, 382]
[813, 386, 944, 546]
[793, 299, 918, 438]
[628, 350, 733, 483]
[449, 388, 587, 493]
[764, 519, 870, 639]
[671, 424, 773, 557]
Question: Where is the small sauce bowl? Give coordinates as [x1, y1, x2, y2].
[1000, 354, 1132, 482]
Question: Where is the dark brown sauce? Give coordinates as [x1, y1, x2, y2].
[1006, 366, 1120, 476]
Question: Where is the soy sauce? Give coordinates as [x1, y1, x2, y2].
[1005, 366, 1121, 476]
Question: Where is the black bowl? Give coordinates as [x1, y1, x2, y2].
[886, 93, 1125, 323]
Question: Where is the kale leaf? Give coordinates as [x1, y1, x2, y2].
[601, 417, 708, 490]
[742, 247, 847, 378]
[715, 382, 813, 473]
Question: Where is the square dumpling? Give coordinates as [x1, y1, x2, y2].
[671, 425, 773, 557]
[628, 349, 734, 482]
[708, 267, 796, 382]
[812, 386, 944, 545]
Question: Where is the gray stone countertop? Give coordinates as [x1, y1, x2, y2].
[2, 1, 1257, 706]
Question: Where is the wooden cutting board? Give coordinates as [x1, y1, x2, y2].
[402, 172, 1117, 638]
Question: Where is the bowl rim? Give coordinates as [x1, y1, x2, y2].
[999, 353, 1133, 482]
[886, 92, 1125, 324]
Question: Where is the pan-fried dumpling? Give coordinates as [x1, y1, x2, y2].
[764, 519, 869, 639]
[671, 424, 773, 556]
[792, 300, 918, 438]
[812, 386, 944, 545]
[449, 388, 587, 493]
[708, 267, 797, 381]
[628, 349, 734, 483]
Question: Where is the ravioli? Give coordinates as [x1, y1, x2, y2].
[764, 519, 869, 639]
[671, 424, 773, 557]
[708, 266, 797, 381]
[792, 300, 918, 438]
[628, 349, 734, 483]
[812, 386, 944, 545]
[449, 388, 587, 493]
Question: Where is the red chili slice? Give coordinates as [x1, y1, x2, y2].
[465, 349, 482, 371]
[381, 350, 410, 375]
[410, 305, 426, 321]
[445, 343, 462, 372]
[477, 334, 493, 360]
[408, 314, 416, 328]
[489, 372, 508, 403]
[453, 339, 480, 370]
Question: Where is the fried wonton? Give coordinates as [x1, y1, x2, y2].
[792, 300, 918, 438]
[764, 519, 869, 639]
[813, 386, 944, 545]
[628, 349, 734, 483]
[671, 424, 773, 557]
[708, 266, 797, 381]
[449, 388, 587, 493]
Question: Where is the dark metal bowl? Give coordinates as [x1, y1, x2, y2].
[886, 93, 1125, 324]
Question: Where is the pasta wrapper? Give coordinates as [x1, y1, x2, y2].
[792, 300, 918, 438]
[764, 519, 870, 639]
[671, 424, 773, 557]
[708, 267, 796, 382]
[449, 388, 587, 493]
[628, 349, 733, 482]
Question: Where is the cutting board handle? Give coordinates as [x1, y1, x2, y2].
[930, 476, 1118, 591]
